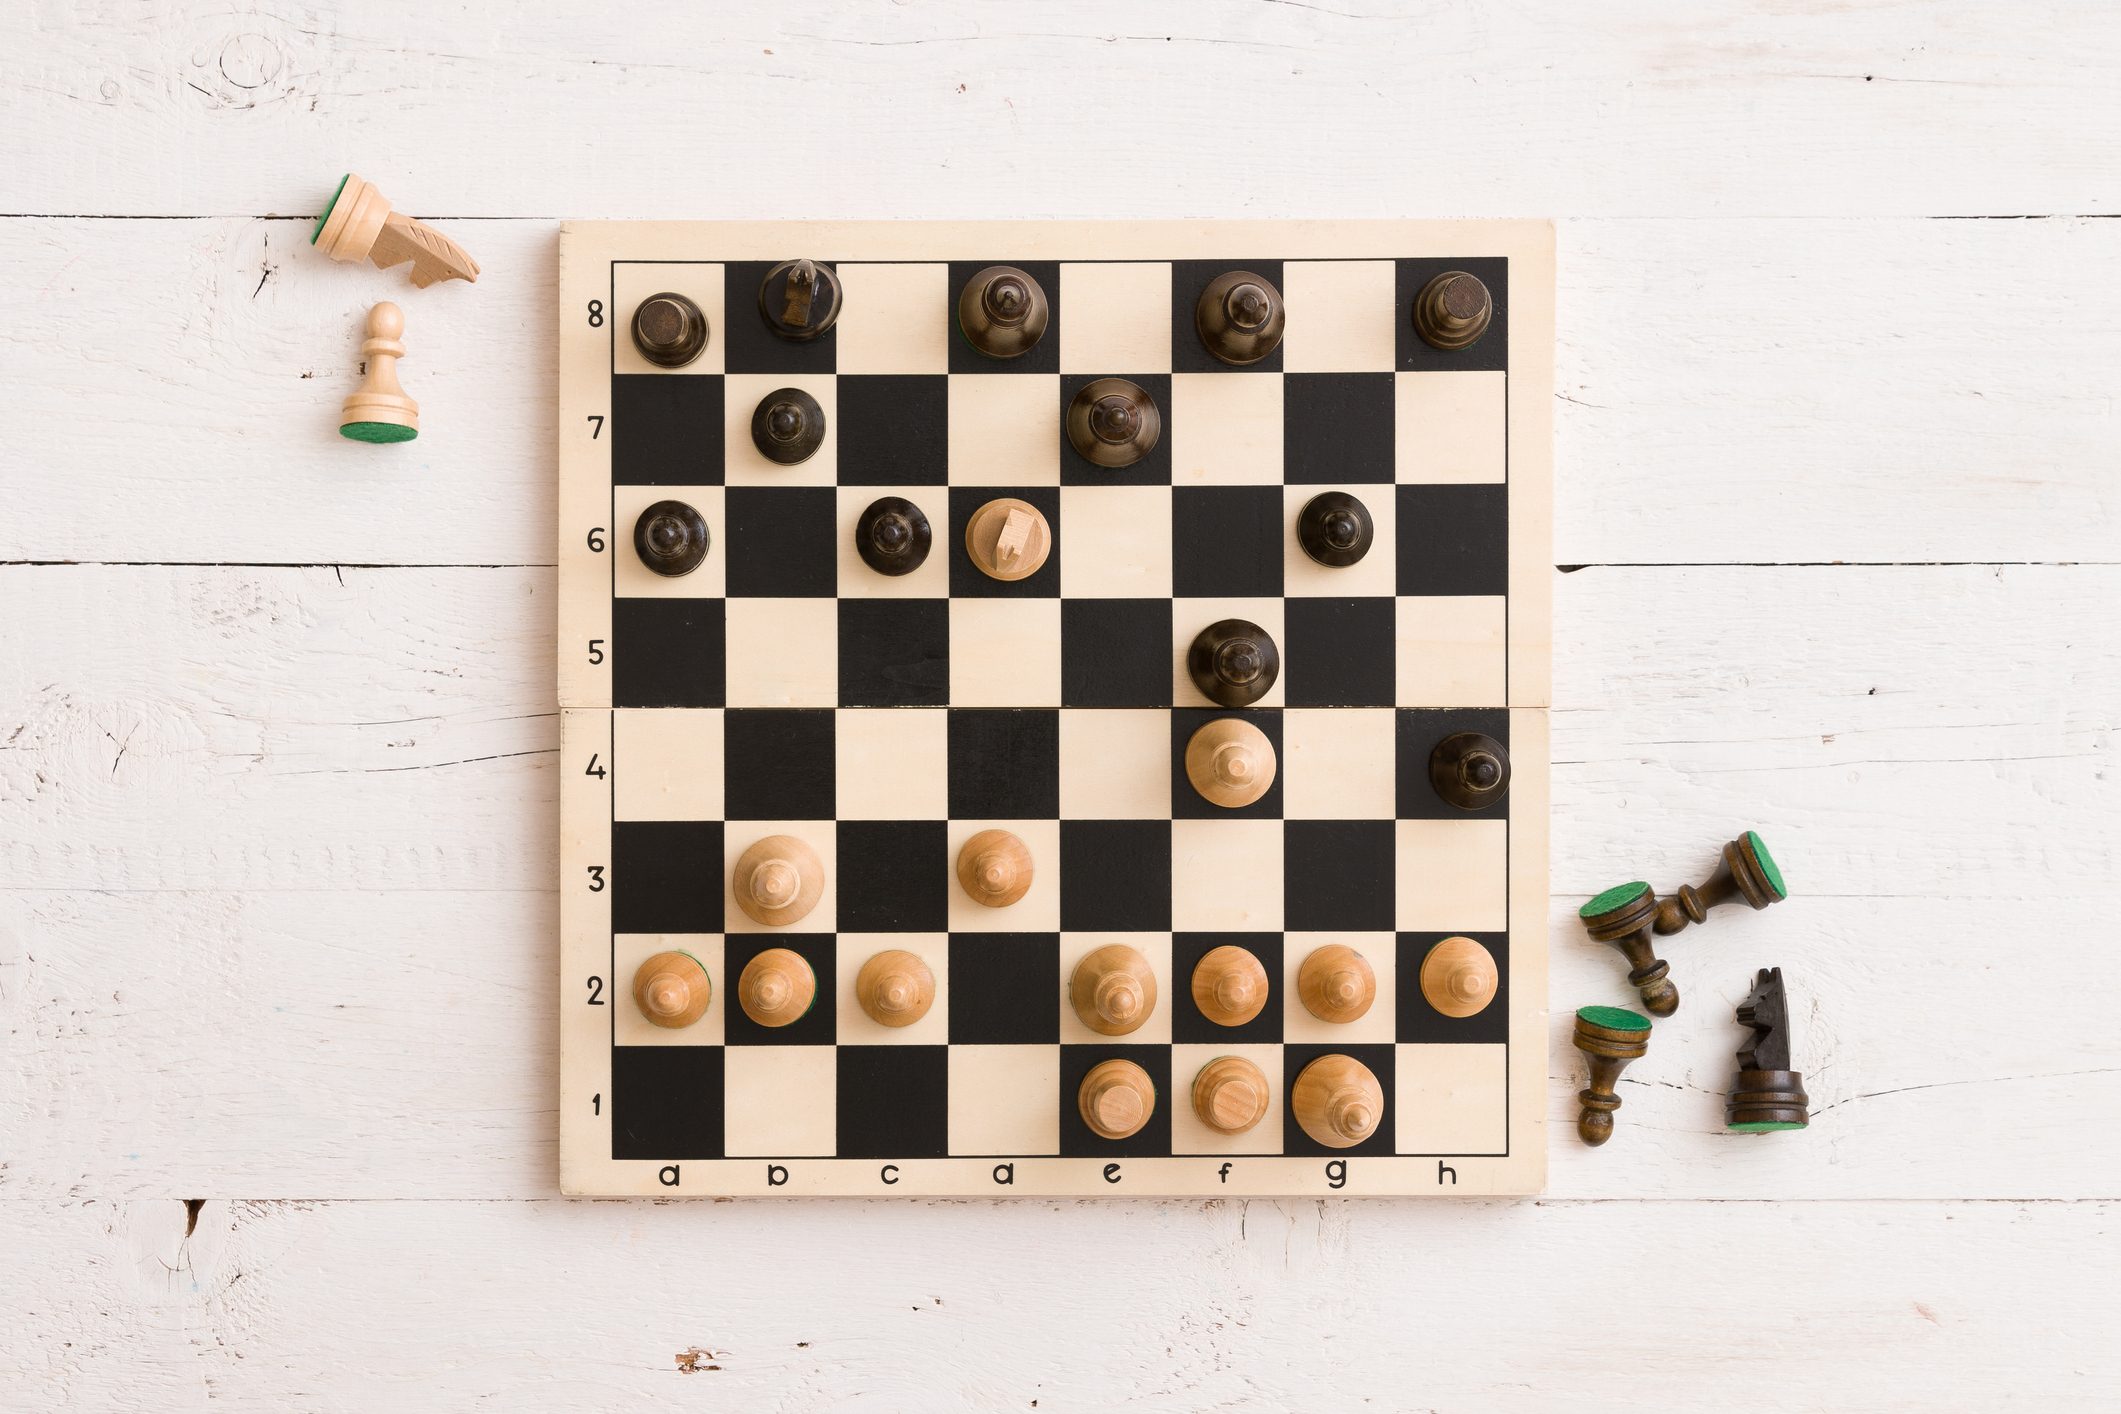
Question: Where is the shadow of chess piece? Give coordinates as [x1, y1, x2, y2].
[1727, 967, 1809, 1132]
[1578, 831, 1787, 1017]
[1572, 1005, 1651, 1146]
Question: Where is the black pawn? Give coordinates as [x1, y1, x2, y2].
[751, 388, 826, 464]
[758, 257, 842, 341]
[1187, 618, 1280, 708]
[1429, 731, 1510, 810]
[1298, 492, 1374, 567]
[630, 291, 709, 368]
[633, 499, 710, 578]
[856, 496, 932, 576]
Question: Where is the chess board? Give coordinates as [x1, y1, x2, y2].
[557, 221, 1552, 1196]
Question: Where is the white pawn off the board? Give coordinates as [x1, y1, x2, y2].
[340, 302, 419, 444]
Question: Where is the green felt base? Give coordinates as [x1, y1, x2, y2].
[1580, 880, 1650, 918]
[313, 173, 350, 243]
[1727, 1120, 1807, 1132]
[1576, 1004, 1651, 1032]
[341, 421, 418, 444]
[1746, 830, 1787, 898]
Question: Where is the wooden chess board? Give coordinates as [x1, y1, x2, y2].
[557, 221, 1552, 1196]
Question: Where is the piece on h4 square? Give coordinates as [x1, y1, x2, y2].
[856, 496, 932, 576]
[1195, 269, 1285, 365]
[1578, 831, 1787, 1018]
[1079, 1059, 1157, 1140]
[738, 946, 817, 1028]
[958, 265, 1050, 359]
[339, 302, 419, 443]
[1413, 270, 1492, 351]
[1187, 618, 1279, 708]
[1291, 1053, 1384, 1149]
[1297, 491, 1373, 567]
[758, 258, 841, 341]
[631, 950, 711, 1029]
[750, 387, 826, 464]
[1727, 966, 1809, 1132]
[1184, 718, 1277, 809]
[1572, 1005, 1651, 1147]
[312, 173, 480, 287]
[631, 291, 710, 368]
[964, 497, 1051, 581]
[1419, 936, 1498, 1019]
[1065, 377, 1162, 468]
[1428, 730, 1510, 811]
[633, 499, 710, 578]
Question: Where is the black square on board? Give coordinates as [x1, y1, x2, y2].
[724, 261, 838, 375]
[948, 486, 1062, 598]
[1060, 373, 1173, 486]
[723, 709, 835, 820]
[1061, 598, 1172, 707]
[1171, 707, 1283, 820]
[1397, 484, 1509, 598]
[612, 374, 725, 485]
[1283, 1043, 1396, 1158]
[947, 709, 1059, 819]
[1396, 708, 1512, 820]
[1283, 374, 1394, 484]
[1171, 932, 1284, 1044]
[725, 487, 838, 597]
[949, 261, 1062, 374]
[1171, 260, 1285, 374]
[1396, 256, 1509, 374]
[837, 1046, 950, 1158]
[1397, 932, 1510, 1044]
[722, 935, 837, 1045]
[838, 375, 949, 485]
[613, 598, 725, 709]
[837, 820, 949, 932]
[612, 1046, 724, 1160]
[1060, 820, 1171, 931]
[838, 598, 949, 708]
[1172, 486, 1284, 597]
[1284, 819, 1395, 931]
[948, 934, 1060, 1044]
[1059, 1044, 1174, 1157]
[1284, 597, 1396, 707]
[611, 820, 724, 934]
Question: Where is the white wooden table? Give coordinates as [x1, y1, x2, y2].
[3, 4, 2116, 1408]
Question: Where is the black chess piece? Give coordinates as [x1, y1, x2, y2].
[630, 292, 709, 368]
[1297, 492, 1374, 567]
[856, 496, 932, 576]
[758, 258, 842, 341]
[633, 499, 710, 578]
[1187, 619, 1280, 708]
[1429, 731, 1510, 810]
[1578, 832, 1788, 1018]
[1065, 377, 1162, 469]
[1573, 1006, 1651, 1147]
[1413, 270, 1493, 351]
[1727, 968, 1809, 1132]
[958, 265, 1050, 359]
[750, 388, 826, 464]
[1195, 269, 1285, 365]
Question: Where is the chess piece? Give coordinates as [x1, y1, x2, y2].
[1413, 270, 1492, 351]
[964, 497, 1052, 581]
[758, 258, 841, 341]
[1579, 831, 1787, 1018]
[1191, 1056, 1271, 1134]
[1419, 936, 1498, 1019]
[738, 946, 817, 1028]
[750, 387, 826, 464]
[732, 834, 825, 928]
[1070, 943, 1158, 1037]
[856, 949, 936, 1028]
[1195, 269, 1286, 365]
[955, 829, 1033, 908]
[1727, 967, 1809, 1132]
[339, 302, 420, 443]
[1298, 944, 1376, 1024]
[1291, 1054, 1383, 1149]
[855, 496, 932, 576]
[1190, 944, 1269, 1027]
[1187, 619, 1280, 708]
[633, 499, 710, 578]
[631, 950, 711, 1029]
[1065, 377, 1162, 469]
[957, 265, 1050, 359]
[1078, 1059, 1156, 1140]
[1573, 1005, 1651, 1146]
[1184, 718, 1277, 809]
[312, 173, 480, 288]
[631, 291, 710, 368]
[1429, 731, 1511, 811]
[1297, 492, 1373, 567]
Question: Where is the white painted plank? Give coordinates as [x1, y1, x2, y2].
[0, 1196, 2112, 1412]
[2, 216, 2116, 566]
[5, 2, 2119, 219]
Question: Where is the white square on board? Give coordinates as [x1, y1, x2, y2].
[1171, 819, 1283, 931]
[835, 263, 950, 374]
[1396, 819, 1508, 932]
[949, 1045, 1061, 1155]
[613, 708, 724, 821]
[1281, 261, 1397, 372]
[1281, 708, 1395, 820]
[1396, 371, 1507, 484]
[1057, 709, 1172, 819]
[724, 1046, 837, 1156]
[1395, 596, 1507, 707]
[1059, 262, 1174, 373]
[835, 708, 948, 820]
[1170, 373, 1285, 485]
[1396, 1043, 1508, 1155]
[948, 374, 1061, 485]
[1058, 485, 1173, 598]
[949, 597, 1061, 707]
[725, 598, 838, 708]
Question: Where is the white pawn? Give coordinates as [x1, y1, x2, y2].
[340, 301, 419, 443]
